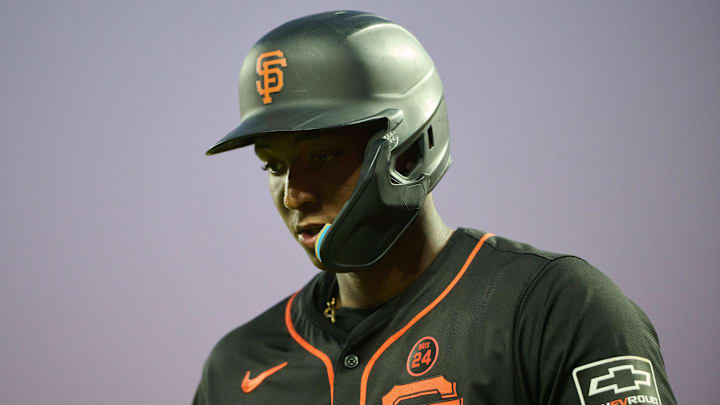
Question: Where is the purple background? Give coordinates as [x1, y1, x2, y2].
[1, 1, 718, 403]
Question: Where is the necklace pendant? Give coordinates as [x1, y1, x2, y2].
[323, 297, 336, 323]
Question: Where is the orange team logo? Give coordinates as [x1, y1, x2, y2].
[241, 361, 288, 393]
[256, 50, 287, 104]
[382, 376, 463, 405]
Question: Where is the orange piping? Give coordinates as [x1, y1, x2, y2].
[359, 232, 494, 405]
[285, 292, 335, 405]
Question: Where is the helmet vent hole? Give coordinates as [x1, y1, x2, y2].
[395, 137, 423, 177]
[427, 126, 434, 150]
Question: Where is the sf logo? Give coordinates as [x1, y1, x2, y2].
[382, 376, 463, 405]
[255, 50, 287, 104]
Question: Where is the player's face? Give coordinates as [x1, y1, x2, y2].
[254, 128, 371, 269]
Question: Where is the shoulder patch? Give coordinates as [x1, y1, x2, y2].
[572, 356, 662, 405]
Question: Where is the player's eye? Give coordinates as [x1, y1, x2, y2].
[261, 161, 286, 174]
[311, 152, 338, 163]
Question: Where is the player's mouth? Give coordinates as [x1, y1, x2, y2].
[296, 224, 326, 249]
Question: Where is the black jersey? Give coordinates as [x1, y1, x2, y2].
[193, 229, 676, 404]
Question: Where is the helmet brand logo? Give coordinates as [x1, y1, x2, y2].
[255, 50, 287, 104]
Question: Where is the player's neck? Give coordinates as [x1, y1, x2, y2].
[334, 194, 453, 310]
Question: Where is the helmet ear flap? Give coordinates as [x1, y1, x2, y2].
[393, 134, 424, 180]
[389, 97, 451, 191]
[419, 98, 451, 193]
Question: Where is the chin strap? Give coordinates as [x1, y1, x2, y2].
[314, 223, 332, 262]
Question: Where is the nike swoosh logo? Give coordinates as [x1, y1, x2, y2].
[241, 362, 288, 393]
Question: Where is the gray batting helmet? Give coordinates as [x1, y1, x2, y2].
[206, 11, 451, 271]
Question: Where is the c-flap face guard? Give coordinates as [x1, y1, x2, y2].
[316, 109, 429, 271]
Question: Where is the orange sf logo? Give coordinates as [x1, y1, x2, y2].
[382, 376, 463, 405]
[256, 50, 287, 104]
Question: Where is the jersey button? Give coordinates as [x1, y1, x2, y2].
[344, 354, 359, 369]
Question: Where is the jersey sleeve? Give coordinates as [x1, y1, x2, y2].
[515, 256, 676, 404]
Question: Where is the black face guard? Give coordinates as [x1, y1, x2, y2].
[314, 109, 443, 272]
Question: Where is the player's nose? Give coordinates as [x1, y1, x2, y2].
[283, 169, 319, 211]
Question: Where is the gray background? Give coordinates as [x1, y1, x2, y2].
[1, 1, 717, 403]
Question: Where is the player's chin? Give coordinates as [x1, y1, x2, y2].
[303, 247, 329, 272]
[303, 248, 364, 274]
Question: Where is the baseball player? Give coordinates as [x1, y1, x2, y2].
[194, 11, 676, 404]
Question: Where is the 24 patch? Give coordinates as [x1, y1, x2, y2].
[572, 356, 661, 405]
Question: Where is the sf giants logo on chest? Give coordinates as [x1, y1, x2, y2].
[255, 50, 287, 104]
[382, 376, 462, 405]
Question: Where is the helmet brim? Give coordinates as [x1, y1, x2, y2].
[205, 102, 401, 155]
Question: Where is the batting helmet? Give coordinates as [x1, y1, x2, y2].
[206, 10, 451, 271]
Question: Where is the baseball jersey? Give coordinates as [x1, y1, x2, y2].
[193, 228, 676, 404]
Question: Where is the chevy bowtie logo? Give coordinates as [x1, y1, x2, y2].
[572, 356, 661, 405]
[256, 50, 287, 104]
[589, 364, 651, 396]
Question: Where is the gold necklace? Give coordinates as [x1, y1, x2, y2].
[323, 297, 336, 323]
